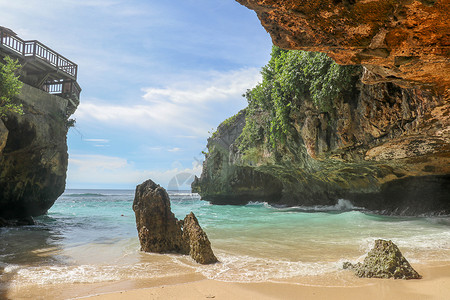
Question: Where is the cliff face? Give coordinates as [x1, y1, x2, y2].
[0, 84, 76, 224]
[192, 0, 449, 215]
[192, 69, 449, 215]
[192, 111, 284, 204]
[236, 0, 450, 95]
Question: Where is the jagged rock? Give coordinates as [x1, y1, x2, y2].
[343, 239, 421, 279]
[133, 179, 188, 254]
[182, 212, 218, 264]
[133, 179, 217, 264]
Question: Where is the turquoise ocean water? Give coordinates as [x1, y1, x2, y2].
[1, 189, 449, 290]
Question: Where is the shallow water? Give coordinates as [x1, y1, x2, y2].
[1, 189, 449, 290]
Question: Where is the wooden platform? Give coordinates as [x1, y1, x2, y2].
[0, 27, 81, 108]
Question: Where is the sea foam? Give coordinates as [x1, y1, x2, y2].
[1, 189, 449, 289]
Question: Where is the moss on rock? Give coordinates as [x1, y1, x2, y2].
[343, 239, 422, 279]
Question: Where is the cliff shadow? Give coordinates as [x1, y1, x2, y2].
[347, 175, 450, 216]
[0, 217, 65, 298]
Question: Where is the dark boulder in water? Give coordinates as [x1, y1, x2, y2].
[343, 239, 421, 279]
[0, 216, 35, 227]
[133, 179, 217, 264]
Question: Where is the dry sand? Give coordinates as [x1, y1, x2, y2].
[80, 263, 449, 300]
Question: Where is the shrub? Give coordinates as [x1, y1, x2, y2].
[0, 56, 24, 118]
[240, 46, 361, 150]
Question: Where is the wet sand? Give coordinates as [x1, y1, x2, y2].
[6, 262, 447, 300]
[83, 263, 450, 300]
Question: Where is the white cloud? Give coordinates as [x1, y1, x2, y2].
[84, 139, 109, 143]
[168, 147, 182, 152]
[67, 154, 202, 189]
[142, 68, 260, 105]
[65, 0, 120, 8]
[73, 68, 261, 137]
[174, 135, 198, 139]
[2, 0, 271, 190]
[69, 154, 127, 171]
[145, 146, 163, 151]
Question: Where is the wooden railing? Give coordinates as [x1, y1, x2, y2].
[0, 28, 78, 79]
[42, 80, 81, 102]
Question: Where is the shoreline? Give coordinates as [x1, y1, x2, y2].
[2, 193, 449, 300]
[81, 262, 450, 300]
[5, 261, 447, 300]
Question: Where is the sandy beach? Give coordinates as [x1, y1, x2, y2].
[2, 192, 449, 300]
[5, 262, 447, 300]
[81, 263, 450, 300]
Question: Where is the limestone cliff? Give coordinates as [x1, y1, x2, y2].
[192, 0, 449, 215]
[236, 0, 450, 95]
[0, 84, 76, 224]
[192, 61, 449, 215]
[192, 111, 284, 204]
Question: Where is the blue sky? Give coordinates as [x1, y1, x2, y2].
[0, 0, 272, 189]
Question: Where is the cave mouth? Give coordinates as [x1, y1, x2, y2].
[347, 175, 450, 216]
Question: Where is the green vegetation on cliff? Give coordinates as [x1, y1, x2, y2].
[211, 112, 241, 139]
[0, 56, 23, 118]
[239, 46, 360, 150]
[195, 45, 450, 215]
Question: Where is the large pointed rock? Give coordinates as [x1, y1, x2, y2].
[133, 179, 217, 264]
[133, 179, 188, 254]
[182, 212, 218, 264]
[343, 239, 421, 279]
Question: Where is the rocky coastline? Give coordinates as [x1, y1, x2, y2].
[192, 0, 449, 216]
[192, 70, 449, 215]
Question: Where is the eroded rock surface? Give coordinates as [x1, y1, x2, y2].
[192, 76, 450, 214]
[194, 2, 449, 215]
[0, 84, 77, 224]
[133, 179, 187, 253]
[133, 179, 217, 264]
[182, 212, 218, 264]
[343, 239, 421, 279]
[236, 0, 450, 94]
[192, 110, 284, 205]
